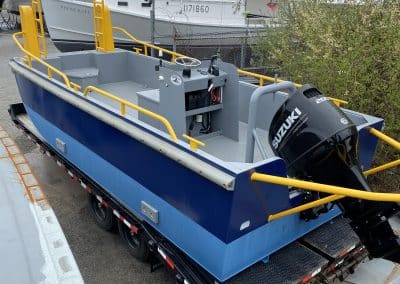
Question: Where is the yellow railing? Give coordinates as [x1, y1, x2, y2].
[237, 69, 348, 107]
[182, 134, 205, 151]
[364, 159, 400, 176]
[251, 172, 400, 202]
[267, 195, 345, 222]
[251, 172, 400, 222]
[13, 32, 73, 89]
[237, 68, 302, 88]
[253, 126, 400, 222]
[363, 127, 400, 176]
[369, 127, 400, 151]
[112, 26, 187, 62]
[83, 86, 178, 141]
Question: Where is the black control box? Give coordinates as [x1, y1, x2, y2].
[185, 90, 210, 111]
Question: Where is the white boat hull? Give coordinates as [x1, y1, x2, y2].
[42, 0, 267, 50]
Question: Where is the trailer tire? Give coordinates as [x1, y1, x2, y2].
[118, 220, 150, 262]
[88, 194, 116, 231]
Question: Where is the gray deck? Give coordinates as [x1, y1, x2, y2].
[202, 122, 274, 162]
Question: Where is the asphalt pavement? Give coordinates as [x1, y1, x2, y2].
[0, 30, 173, 284]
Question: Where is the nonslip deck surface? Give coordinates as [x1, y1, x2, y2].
[228, 242, 328, 284]
[202, 122, 274, 162]
[301, 217, 360, 259]
[229, 217, 360, 283]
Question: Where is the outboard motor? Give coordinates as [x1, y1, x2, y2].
[269, 84, 400, 262]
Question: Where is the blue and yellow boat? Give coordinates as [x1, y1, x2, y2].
[9, 1, 400, 282]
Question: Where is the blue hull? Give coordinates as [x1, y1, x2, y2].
[13, 61, 383, 281]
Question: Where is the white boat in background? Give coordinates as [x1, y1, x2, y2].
[41, 0, 277, 56]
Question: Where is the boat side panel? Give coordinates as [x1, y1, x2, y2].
[20, 105, 343, 281]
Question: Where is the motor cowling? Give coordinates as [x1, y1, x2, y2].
[269, 84, 368, 190]
[268, 84, 400, 262]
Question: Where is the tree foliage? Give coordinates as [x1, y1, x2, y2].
[253, 0, 399, 189]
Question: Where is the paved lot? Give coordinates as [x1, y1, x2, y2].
[0, 31, 172, 284]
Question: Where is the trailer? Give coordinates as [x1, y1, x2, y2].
[8, 103, 371, 283]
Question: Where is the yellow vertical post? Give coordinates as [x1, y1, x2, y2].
[93, 0, 115, 52]
[31, 0, 47, 57]
[101, 5, 115, 51]
[182, 134, 205, 151]
[19, 6, 40, 58]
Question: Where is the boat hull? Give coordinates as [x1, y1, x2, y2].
[12, 60, 346, 281]
[41, 0, 262, 60]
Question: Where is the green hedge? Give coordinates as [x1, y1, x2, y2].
[253, 0, 399, 189]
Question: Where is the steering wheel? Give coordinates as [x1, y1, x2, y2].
[174, 56, 201, 67]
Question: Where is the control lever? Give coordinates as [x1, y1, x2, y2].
[208, 55, 219, 76]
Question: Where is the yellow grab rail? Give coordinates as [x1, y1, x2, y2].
[326, 97, 348, 107]
[268, 195, 345, 222]
[112, 26, 187, 62]
[369, 127, 400, 151]
[251, 172, 400, 202]
[266, 158, 400, 222]
[83, 86, 178, 141]
[237, 68, 302, 88]
[182, 134, 205, 151]
[237, 68, 348, 107]
[13, 32, 72, 89]
[364, 159, 400, 176]
[258, 127, 400, 222]
[362, 127, 400, 176]
[252, 167, 400, 222]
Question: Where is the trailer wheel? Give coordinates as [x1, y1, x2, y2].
[88, 194, 116, 231]
[118, 220, 150, 262]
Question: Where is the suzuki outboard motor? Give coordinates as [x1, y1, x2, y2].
[269, 84, 400, 262]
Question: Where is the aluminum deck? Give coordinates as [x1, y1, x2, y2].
[0, 125, 82, 284]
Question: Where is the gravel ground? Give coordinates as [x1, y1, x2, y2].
[0, 31, 173, 284]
